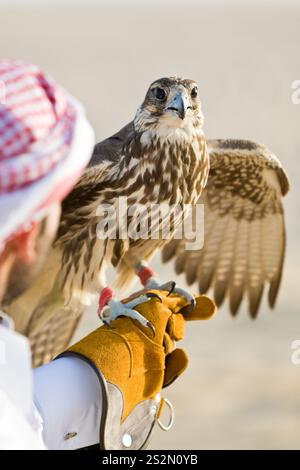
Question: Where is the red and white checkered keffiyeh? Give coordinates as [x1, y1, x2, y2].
[0, 59, 95, 247]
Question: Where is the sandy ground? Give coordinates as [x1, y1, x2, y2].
[0, 4, 299, 449]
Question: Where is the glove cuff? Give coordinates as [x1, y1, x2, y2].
[58, 350, 161, 450]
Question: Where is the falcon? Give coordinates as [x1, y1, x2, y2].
[7, 77, 290, 364]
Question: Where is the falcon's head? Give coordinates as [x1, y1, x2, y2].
[134, 77, 204, 139]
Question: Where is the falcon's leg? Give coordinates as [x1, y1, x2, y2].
[135, 261, 196, 308]
[97, 287, 156, 335]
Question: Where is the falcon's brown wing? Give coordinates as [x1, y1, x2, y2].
[162, 139, 290, 318]
[89, 121, 134, 167]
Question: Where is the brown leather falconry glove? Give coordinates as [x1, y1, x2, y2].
[58, 290, 216, 450]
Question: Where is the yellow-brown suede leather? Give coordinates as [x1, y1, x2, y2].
[66, 291, 216, 421]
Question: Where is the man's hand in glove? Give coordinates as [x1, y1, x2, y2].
[59, 289, 216, 450]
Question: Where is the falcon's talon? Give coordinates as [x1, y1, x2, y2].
[145, 292, 163, 302]
[147, 321, 156, 337]
[170, 286, 196, 308]
[145, 278, 176, 294]
[165, 281, 176, 296]
[144, 276, 196, 307]
[99, 304, 112, 322]
[102, 319, 116, 329]
[99, 296, 155, 335]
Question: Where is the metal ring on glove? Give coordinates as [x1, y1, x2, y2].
[157, 397, 175, 431]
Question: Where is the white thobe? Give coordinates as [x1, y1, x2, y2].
[0, 312, 102, 450]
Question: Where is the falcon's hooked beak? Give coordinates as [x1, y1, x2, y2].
[165, 91, 191, 120]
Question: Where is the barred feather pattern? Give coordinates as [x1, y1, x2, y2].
[162, 139, 290, 318]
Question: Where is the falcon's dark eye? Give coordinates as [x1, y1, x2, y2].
[191, 86, 198, 98]
[153, 87, 166, 101]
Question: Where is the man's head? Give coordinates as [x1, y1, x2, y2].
[0, 60, 94, 306]
[0, 204, 61, 305]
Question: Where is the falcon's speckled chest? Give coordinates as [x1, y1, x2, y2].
[116, 128, 209, 244]
[123, 129, 209, 206]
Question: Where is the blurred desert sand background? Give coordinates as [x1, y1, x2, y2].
[0, 2, 299, 449]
